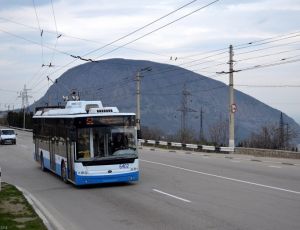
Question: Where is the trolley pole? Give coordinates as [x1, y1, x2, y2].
[229, 45, 235, 148]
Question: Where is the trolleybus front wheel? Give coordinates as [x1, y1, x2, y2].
[40, 153, 46, 172]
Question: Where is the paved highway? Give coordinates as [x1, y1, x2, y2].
[1, 129, 300, 230]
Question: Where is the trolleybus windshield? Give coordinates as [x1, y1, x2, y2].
[76, 126, 137, 161]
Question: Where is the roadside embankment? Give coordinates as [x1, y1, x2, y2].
[0, 182, 47, 230]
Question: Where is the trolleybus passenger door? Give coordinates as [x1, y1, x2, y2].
[50, 138, 56, 171]
[34, 138, 39, 161]
[67, 142, 75, 181]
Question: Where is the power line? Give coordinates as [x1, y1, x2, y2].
[0, 27, 72, 93]
[0, 28, 71, 56]
[237, 57, 300, 72]
[50, 0, 58, 35]
[237, 31, 300, 47]
[177, 31, 300, 60]
[169, 34, 299, 73]
[32, 51, 300, 101]
[0, 16, 171, 59]
[167, 32, 300, 75]
[234, 33, 300, 51]
[32, 0, 44, 65]
[79, 0, 200, 58]
[182, 45, 300, 76]
[1, 11, 298, 91]
[188, 47, 300, 75]
[235, 48, 300, 63]
[30, 0, 61, 93]
[2, 9, 298, 76]
[235, 40, 300, 56]
[92, 0, 220, 60]
[142, 55, 226, 80]
[30, 4, 298, 86]
[29, 60, 140, 94]
[176, 51, 228, 67]
[49, 0, 60, 65]
[36, 0, 221, 80]
[25, 66, 45, 87]
[177, 34, 300, 66]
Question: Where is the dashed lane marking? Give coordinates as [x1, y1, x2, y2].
[268, 165, 282, 168]
[153, 189, 191, 203]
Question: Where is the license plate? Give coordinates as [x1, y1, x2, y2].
[119, 163, 129, 169]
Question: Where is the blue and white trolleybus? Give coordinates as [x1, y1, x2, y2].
[33, 100, 139, 185]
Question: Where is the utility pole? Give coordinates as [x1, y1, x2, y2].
[216, 45, 237, 148]
[18, 85, 32, 129]
[279, 112, 284, 149]
[199, 107, 204, 143]
[136, 71, 142, 139]
[177, 84, 196, 143]
[135, 67, 151, 139]
[285, 123, 289, 149]
[228, 45, 235, 148]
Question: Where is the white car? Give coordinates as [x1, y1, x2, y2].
[0, 129, 17, 145]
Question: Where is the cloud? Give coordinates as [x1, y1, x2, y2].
[226, 0, 300, 12]
[0, 0, 56, 10]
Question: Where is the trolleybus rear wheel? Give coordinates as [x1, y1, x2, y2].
[40, 153, 46, 171]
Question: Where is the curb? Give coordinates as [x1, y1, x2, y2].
[17, 186, 65, 230]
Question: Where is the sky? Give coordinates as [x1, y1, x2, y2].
[0, 0, 299, 123]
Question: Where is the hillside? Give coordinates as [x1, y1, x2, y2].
[31, 58, 300, 145]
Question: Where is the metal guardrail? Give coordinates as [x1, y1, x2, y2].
[138, 139, 234, 153]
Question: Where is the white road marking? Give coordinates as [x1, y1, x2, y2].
[141, 159, 300, 195]
[153, 189, 191, 203]
[264, 160, 283, 164]
[268, 165, 282, 168]
[230, 160, 241, 163]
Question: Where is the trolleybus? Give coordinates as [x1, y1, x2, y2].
[33, 100, 139, 185]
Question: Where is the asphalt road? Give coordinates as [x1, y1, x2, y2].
[1, 129, 300, 230]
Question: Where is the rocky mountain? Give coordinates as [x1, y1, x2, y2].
[31, 58, 300, 145]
